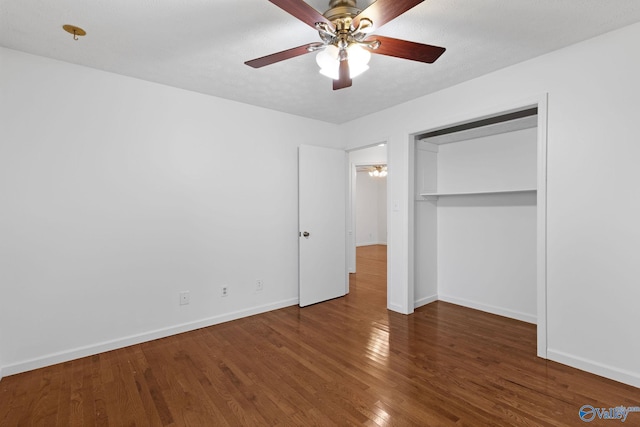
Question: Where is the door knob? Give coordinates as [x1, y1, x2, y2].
[302, 231, 310, 237]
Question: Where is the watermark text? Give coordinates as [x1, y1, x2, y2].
[579, 405, 640, 423]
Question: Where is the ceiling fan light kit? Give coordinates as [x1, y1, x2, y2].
[245, 0, 446, 90]
[369, 165, 388, 177]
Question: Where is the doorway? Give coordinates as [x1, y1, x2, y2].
[348, 144, 388, 305]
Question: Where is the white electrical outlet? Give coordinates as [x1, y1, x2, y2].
[256, 279, 264, 292]
[221, 286, 228, 297]
[179, 291, 190, 305]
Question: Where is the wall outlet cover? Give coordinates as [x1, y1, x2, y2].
[179, 291, 190, 305]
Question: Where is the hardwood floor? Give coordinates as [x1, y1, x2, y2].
[1, 244, 639, 426]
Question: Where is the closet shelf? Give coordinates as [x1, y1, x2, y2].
[420, 188, 537, 200]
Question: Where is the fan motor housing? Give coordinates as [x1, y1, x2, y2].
[324, 0, 361, 22]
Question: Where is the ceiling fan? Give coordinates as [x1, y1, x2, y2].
[245, 0, 446, 90]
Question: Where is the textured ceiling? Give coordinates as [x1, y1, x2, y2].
[2, 0, 640, 124]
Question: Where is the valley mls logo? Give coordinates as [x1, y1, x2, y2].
[579, 405, 640, 423]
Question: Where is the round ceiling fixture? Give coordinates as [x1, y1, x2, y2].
[62, 24, 86, 40]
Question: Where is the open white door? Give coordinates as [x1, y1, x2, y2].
[299, 145, 347, 307]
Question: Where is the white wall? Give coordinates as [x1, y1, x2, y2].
[0, 333, 3, 381]
[437, 192, 537, 322]
[341, 23, 640, 388]
[348, 145, 387, 164]
[413, 146, 438, 306]
[355, 172, 387, 246]
[0, 47, 341, 376]
[436, 128, 537, 193]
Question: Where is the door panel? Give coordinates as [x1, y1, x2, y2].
[298, 145, 347, 307]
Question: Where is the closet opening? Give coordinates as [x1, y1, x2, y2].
[408, 99, 547, 358]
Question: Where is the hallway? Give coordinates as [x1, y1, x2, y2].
[349, 244, 387, 308]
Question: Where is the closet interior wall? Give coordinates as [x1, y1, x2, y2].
[414, 122, 538, 323]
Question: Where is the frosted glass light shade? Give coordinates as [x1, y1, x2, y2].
[316, 44, 371, 80]
[348, 44, 371, 67]
[316, 45, 339, 70]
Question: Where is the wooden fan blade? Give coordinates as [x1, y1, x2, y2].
[366, 35, 445, 63]
[245, 43, 318, 68]
[333, 60, 352, 90]
[354, 0, 424, 31]
[269, 0, 331, 29]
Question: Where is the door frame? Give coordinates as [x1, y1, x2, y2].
[407, 94, 549, 358]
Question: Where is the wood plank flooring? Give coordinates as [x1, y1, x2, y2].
[1, 244, 639, 426]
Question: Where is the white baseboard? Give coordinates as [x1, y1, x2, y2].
[2, 298, 298, 378]
[547, 349, 640, 389]
[0, 365, 3, 382]
[414, 294, 438, 309]
[437, 294, 537, 324]
[387, 302, 409, 314]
